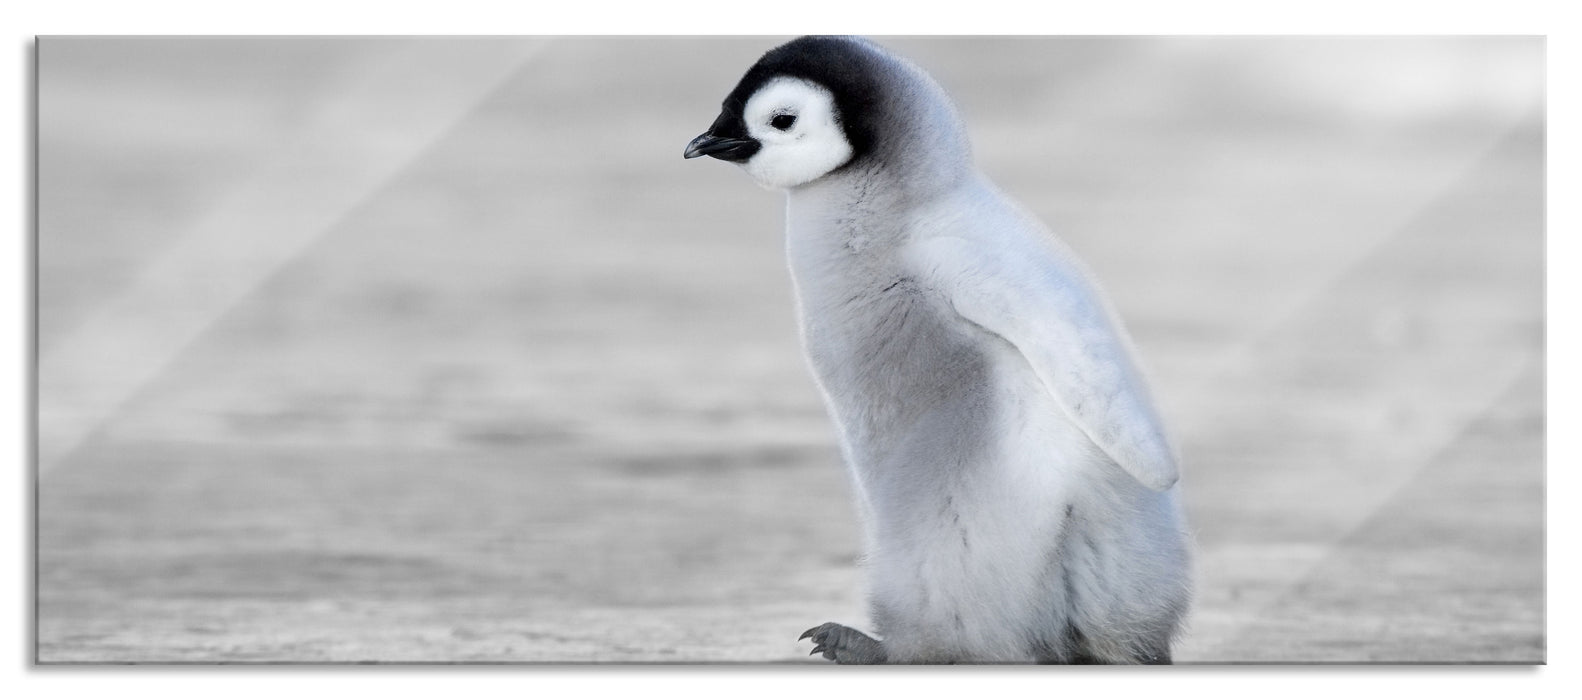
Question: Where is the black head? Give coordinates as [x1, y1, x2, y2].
[684, 37, 885, 170]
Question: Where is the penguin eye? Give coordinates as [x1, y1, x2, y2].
[770, 113, 797, 131]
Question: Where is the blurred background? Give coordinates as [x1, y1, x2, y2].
[36, 36, 1543, 662]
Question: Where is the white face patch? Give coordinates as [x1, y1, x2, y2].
[739, 77, 854, 189]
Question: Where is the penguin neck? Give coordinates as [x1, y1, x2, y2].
[784, 154, 973, 258]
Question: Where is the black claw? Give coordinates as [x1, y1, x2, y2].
[799, 628, 816, 641]
[809, 645, 826, 656]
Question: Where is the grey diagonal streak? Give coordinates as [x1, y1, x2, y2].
[37, 38, 554, 474]
[1175, 122, 1543, 661]
[1211, 357, 1544, 662]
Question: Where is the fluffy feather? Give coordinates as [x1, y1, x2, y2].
[688, 35, 1193, 664]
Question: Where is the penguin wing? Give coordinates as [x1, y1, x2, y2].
[912, 235, 1180, 491]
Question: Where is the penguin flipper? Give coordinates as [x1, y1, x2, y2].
[911, 235, 1180, 491]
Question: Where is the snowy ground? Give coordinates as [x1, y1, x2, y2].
[36, 36, 1544, 663]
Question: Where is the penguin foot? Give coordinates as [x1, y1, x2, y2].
[799, 622, 887, 664]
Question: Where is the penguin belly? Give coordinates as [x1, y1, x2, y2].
[801, 282, 1189, 663]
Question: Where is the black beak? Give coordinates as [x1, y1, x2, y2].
[684, 131, 760, 162]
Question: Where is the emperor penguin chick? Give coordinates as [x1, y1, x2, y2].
[685, 36, 1192, 664]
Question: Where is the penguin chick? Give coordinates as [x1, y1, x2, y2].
[685, 36, 1192, 664]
